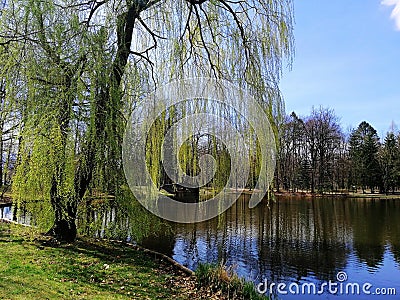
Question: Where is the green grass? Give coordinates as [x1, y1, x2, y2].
[0, 222, 188, 300]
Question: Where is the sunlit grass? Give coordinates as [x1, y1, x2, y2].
[0, 222, 186, 299]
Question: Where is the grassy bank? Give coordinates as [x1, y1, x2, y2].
[0, 221, 266, 300]
[0, 221, 190, 299]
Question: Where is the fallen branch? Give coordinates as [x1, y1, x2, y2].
[109, 239, 195, 276]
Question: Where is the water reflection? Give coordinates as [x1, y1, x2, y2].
[141, 195, 400, 299]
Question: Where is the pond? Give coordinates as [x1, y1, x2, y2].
[0, 204, 31, 224]
[141, 195, 400, 299]
[2, 195, 400, 299]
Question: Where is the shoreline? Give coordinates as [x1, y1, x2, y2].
[3, 189, 400, 209]
[0, 220, 266, 300]
[273, 190, 400, 200]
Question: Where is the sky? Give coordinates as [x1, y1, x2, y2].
[279, 0, 400, 139]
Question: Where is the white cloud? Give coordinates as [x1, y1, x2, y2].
[382, 0, 400, 30]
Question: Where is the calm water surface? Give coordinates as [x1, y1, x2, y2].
[142, 195, 400, 299]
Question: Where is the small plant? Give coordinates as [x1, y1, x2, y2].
[195, 263, 269, 300]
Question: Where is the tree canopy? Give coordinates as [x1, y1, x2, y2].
[0, 0, 294, 241]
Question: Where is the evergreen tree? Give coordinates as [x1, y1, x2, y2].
[349, 121, 381, 193]
[380, 132, 399, 194]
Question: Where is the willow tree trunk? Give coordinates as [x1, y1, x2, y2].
[50, 192, 78, 243]
[48, 6, 138, 242]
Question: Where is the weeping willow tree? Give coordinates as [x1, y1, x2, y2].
[0, 0, 293, 241]
[147, 99, 260, 194]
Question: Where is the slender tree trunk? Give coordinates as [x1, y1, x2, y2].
[3, 137, 13, 186]
[0, 127, 3, 188]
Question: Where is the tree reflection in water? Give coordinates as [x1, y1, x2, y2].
[140, 195, 400, 298]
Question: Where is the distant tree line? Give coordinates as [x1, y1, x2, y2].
[2, 104, 399, 200]
[275, 107, 400, 194]
[3, 105, 400, 199]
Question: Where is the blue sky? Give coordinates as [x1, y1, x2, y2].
[279, 0, 400, 138]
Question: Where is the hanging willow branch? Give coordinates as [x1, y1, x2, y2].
[1, 0, 294, 241]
